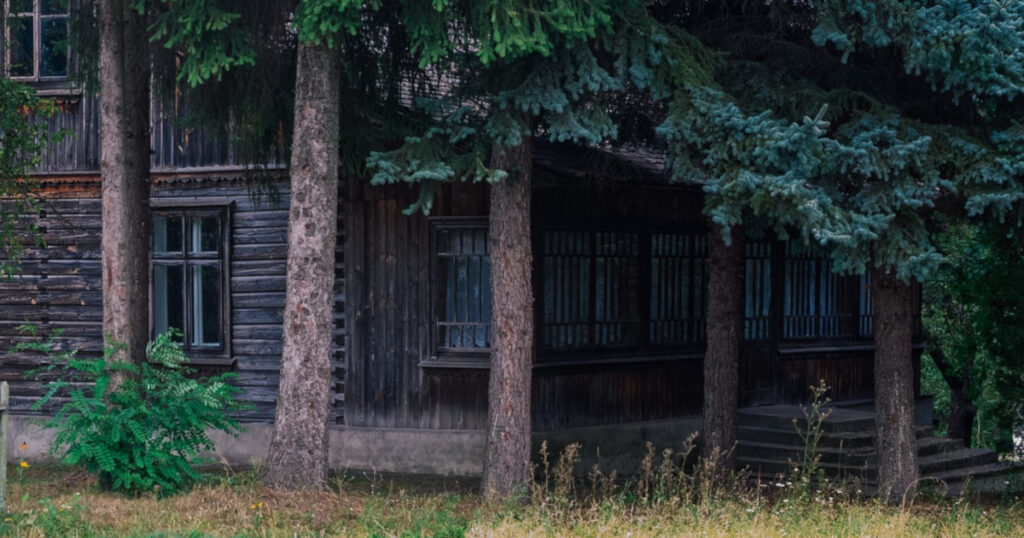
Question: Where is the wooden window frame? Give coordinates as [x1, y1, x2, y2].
[535, 220, 709, 363]
[149, 204, 232, 366]
[780, 240, 866, 344]
[426, 216, 491, 369]
[3, 0, 74, 93]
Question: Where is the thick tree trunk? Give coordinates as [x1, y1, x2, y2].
[871, 267, 918, 504]
[99, 0, 151, 385]
[925, 331, 976, 445]
[265, 42, 341, 490]
[481, 137, 535, 499]
[702, 223, 743, 469]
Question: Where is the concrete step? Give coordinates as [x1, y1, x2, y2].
[737, 425, 875, 449]
[737, 456, 869, 480]
[916, 436, 964, 458]
[737, 436, 963, 467]
[738, 405, 875, 433]
[929, 462, 1024, 496]
[917, 448, 999, 476]
[737, 425, 939, 451]
[737, 441, 870, 466]
[739, 447, 1001, 483]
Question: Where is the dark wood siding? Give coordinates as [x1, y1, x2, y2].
[0, 179, 342, 423]
[31, 95, 284, 175]
[345, 180, 715, 431]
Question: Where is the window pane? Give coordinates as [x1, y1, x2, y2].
[9, 0, 32, 13]
[191, 265, 222, 346]
[153, 265, 184, 338]
[743, 241, 772, 340]
[189, 216, 220, 254]
[40, 18, 68, 77]
[153, 215, 183, 253]
[436, 226, 490, 350]
[650, 233, 705, 345]
[41, 0, 68, 15]
[783, 241, 848, 339]
[8, 17, 33, 77]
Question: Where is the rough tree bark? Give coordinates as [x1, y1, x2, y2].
[702, 223, 744, 469]
[872, 266, 919, 504]
[924, 329, 976, 446]
[99, 0, 151, 385]
[481, 136, 535, 499]
[265, 42, 341, 490]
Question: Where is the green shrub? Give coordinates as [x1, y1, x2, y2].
[26, 328, 248, 497]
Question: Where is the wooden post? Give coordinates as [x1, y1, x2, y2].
[0, 381, 8, 512]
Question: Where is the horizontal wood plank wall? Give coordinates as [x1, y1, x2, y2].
[0, 179, 341, 423]
[0, 198, 103, 412]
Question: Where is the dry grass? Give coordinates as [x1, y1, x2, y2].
[1, 463, 1022, 537]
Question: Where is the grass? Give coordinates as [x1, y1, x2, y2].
[1, 462, 1023, 537]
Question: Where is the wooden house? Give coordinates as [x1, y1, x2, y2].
[0, 5, 924, 474]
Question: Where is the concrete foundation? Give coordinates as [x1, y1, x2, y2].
[5, 414, 701, 477]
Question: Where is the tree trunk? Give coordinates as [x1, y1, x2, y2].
[871, 266, 918, 504]
[99, 0, 151, 386]
[481, 137, 535, 499]
[265, 42, 341, 490]
[924, 330, 976, 445]
[702, 223, 743, 469]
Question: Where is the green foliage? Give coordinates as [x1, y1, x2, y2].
[813, 0, 1024, 99]
[0, 79, 65, 279]
[23, 329, 249, 497]
[146, 0, 257, 86]
[923, 221, 1024, 451]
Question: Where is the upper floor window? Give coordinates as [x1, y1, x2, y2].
[151, 207, 231, 363]
[4, 0, 69, 81]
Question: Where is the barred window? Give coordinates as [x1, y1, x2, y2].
[432, 219, 491, 358]
[541, 229, 640, 352]
[783, 241, 859, 340]
[649, 232, 706, 346]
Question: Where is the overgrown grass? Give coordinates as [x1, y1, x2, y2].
[1, 462, 1023, 537]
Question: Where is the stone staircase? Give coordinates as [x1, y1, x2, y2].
[736, 404, 1021, 494]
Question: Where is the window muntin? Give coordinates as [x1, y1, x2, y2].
[433, 219, 491, 355]
[4, 0, 69, 81]
[542, 229, 640, 352]
[427, 220, 879, 367]
[783, 241, 859, 340]
[648, 232, 706, 346]
[151, 209, 229, 355]
[744, 240, 772, 340]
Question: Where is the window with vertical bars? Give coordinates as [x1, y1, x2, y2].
[541, 229, 640, 352]
[649, 232, 706, 346]
[432, 219, 491, 357]
[783, 241, 859, 340]
[744, 240, 772, 340]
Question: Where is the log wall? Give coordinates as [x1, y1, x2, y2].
[0, 178, 339, 423]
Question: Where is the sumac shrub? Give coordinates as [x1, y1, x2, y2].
[26, 328, 248, 496]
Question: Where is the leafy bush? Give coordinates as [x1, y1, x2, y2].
[26, 328, 248, 496]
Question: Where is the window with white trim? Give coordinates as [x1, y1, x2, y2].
[151, 207, 230, 361]
[4, 0, 69, 81]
